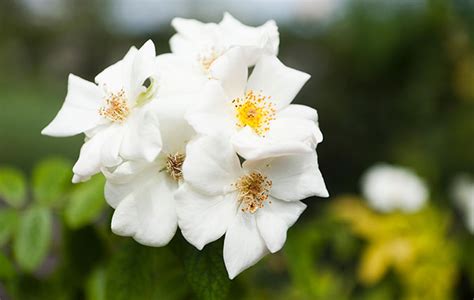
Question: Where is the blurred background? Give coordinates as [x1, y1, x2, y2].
[0, 0, 473, 299]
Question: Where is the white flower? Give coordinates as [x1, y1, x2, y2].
[103, 95, 195, 246]
[186, 49, 322, 160]
[170, 12, 279, 72]
[452, 175, 474, 234]
[42, 40, 162, 183]
[175, 136, 328, 279]
[361, 164, 428, 213]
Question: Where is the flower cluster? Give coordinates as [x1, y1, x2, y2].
[42, 13, 328, 279]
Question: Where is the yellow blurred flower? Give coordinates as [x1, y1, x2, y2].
[332, 197, 458, 300]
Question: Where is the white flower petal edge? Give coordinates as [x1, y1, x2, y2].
[223, 210, 268, 279]
[243, 152, 329, 200]
[41, 74, 105, 137]
[177, 135, 327, 278]
[110, 171, 177, 247]
[170, 12, 279, 69]
[182, 134, 243, 196]
[175, 184, 239, 250]
[219, 12, 279, 65]
[256, 198, 306, 253]
[42, 40, 163, 182]
[246, 54, 310, 110]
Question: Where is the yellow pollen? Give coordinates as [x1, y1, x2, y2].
[99, 89, 130, 122]
[232, 90, 276, 136]
[165, 153, 185, 181]
[233, 171, 272, 213]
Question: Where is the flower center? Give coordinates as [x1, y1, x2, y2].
[233, 90, 276, 136]
[233, 171, 272, 213]
[165, 153, 185, 181]
[99, 89, 130, 122]
[198, 47, 222, 72]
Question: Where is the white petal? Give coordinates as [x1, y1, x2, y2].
[42, 74, 103, 137]
[72, 126, 120, 182]
[183, 135, 242, 195]
[175, 183, 238, 250]
[256, 198, 306, 253]
[95, 46, 138, 94]
[111, 172, 178, 247]
[277, 105, 323, 142]
[103, 161, 150, 208]
[156, 54, 206, 95]
[223, 210, 268, 279]
[277, 104, 319, 122]
[169, 34, 194, 55]
[246, 55, 310, 110]
[171, 17, 207, 39]
[219, 12, 279, 65]
[185, 81, 235, 137]
[119, 107, 162, 162]
[111, 196, 138, 237]
[100, 124, 123, 168]
[152, 94, 196, 154]
[232, 117, 321, 160]
[209, 47, 248, 100]
[129, 40, 157, 101]
[244, 152, 329, 201]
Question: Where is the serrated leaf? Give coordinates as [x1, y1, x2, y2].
[182, 240, 230, 300]
[64, 175, 106, 229]
[0, 208, 19, 246]
[13, 206, 52, 272]
[0, 167, 27, 208]
[0, 251, 15, 279]
[32, 157, 73, 207]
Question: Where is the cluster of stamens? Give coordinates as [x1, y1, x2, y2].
[233, 171, 272, 213]
[165, 153, 185, 181]
[198, 47, 222, 72]
[99, 89, 130, 122]
[233, 90, 276, 136]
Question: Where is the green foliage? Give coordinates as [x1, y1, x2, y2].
[181, 239, 231, 300]
[0, 208, 19, 246]
[13, 205, 53, 272]
[105, 241, 189, 300]
[86, 267, 107, 300]
[0, 167, 27, 208]
[33, 157, 73, 207]
[0, 251, 15, 279]
[64, 175, 106, 229]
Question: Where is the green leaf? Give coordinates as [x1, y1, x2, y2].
[86, 267, 107, 300]
[13, 206, 53, 272]
[32, 157, 73, 206]
[106, 241, 189, 300]
[0, 208, 19, 246]
[0, 167, 27, 208]
[64, 175, 106, 229]
[181, 239, 231, 300]
[0, 251, 15, 279]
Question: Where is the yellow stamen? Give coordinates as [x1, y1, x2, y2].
[166, 153, 185, 181]
[233, 90, 276, 136]
[233, 171, 272, 213]
[99, 89, 129, 122]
